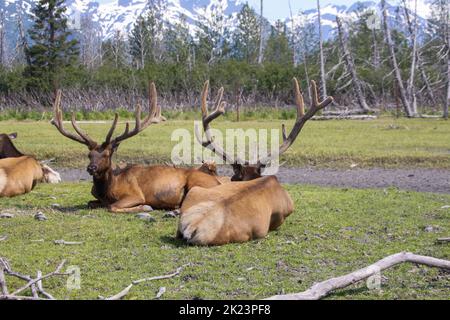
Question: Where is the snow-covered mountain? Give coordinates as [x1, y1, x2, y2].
[0, 0, 432, 49]
[288, 1, 431, 40]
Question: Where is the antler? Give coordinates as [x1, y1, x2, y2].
[195, 81, 243, 165]
[107, 82, 165, 147]
[51, 90, 97, 148]
[257, 78, 333, 167]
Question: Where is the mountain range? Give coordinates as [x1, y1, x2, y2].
[0, 0, 432, 50]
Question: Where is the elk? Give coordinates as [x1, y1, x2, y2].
[0, 156, 61, 197]
[0, 133, 23, 159]
[0, 132, 61, 197]
[51, 83, 222, 213]
[178, 78, 333, 245]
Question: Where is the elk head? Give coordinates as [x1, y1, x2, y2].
[0, 132, 23, 159]
[196, 78, 333, 181]
[51, 83, 165, 178]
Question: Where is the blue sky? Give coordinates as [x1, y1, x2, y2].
[97, 0, 357, 20]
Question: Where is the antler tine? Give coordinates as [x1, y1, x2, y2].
[257, 78, 334, 167]
[311, 80, 334, 109]
[51, 90, 97, 148]
[109, 82, 162, 146]
[70, 113, 97, 147]
[105, 113, 119, 144]
[293, 77, 305, 117]
[201, 80, 209, 117]
[196, 82, 240, 165]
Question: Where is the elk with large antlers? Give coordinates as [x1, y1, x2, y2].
[51, 83, 222, 213]
[178, 78, 333, 245]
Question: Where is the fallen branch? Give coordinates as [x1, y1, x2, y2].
[312, 115, 378, 121]
[0, 257, 71, 300]
[104, 264, 190, 300]
[266, 252, 450, 300]
[436, 237, 450, 243]
[54, 240, 84, 245]
[0, 235, 7, 242]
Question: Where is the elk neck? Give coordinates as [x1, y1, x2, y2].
[92, 166, 115, 200]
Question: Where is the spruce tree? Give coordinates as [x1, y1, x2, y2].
[232, 4, 260, 63]
[264, 21, 292, 65]
[24, 0, 78, 91]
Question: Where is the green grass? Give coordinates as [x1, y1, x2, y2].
[1, 116, 450, 169]
[0, 182, 448, 300]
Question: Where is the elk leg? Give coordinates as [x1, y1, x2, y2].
[88, 200, 105, 209]
[108, 197, 148, 214]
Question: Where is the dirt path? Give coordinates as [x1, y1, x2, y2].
[57, 167, 450, 194]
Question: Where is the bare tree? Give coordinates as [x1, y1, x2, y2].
[0, 9, 5, 67]
[401, 0, 436, 106]
[447, 25, 450, 119]
[381, 0, 416, 117]
[258, 0, 264, 65]
[442, 0, 450, 119]
[336, 16, 371, 112]
[317, 0, 327, 99]
[16, 8, 29, 66]
[79, 15, 103, 70]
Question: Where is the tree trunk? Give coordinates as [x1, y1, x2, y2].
[371, 28, 380, 69]
[401, 0, 437, 105]
[0, 10, 5, 67]
[288, 0, 297, 67]
[336, 16, 371, 112]
[258, 0, 264, 65]
[445, 32, 450, 119]
[317, 0, 327, 99]
[406, 0, 418, 115]
[381, 0, 415, 117]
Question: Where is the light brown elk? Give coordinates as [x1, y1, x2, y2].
[178, 78, 333, 245]
[0, 156, 61, 197]
[51, 83, 222, 213]
[0, 133, 23, 159]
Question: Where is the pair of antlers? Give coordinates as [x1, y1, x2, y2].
[196, 78, 334, 168]
[51, 82, 164, 149]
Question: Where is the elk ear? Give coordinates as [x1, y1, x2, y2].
[8, 133, 17, 139]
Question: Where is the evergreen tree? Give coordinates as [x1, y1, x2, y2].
[129, 15, 151, 69]
[232, 4, 260, 63]
[129, 0, 165, 68]
[264, 21, 292, 65]
[195, 0, 229, 64]
[165, 15, 193, 65]
[24, 0, 78, 91]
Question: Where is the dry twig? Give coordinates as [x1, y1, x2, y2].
[104, 264, 190, 300]
[0, 257, 71, 300]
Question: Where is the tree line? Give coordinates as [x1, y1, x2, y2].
[0, 0, 448, 118]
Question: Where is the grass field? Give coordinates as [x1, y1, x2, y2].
[1, 116, 450, 169]
[0, 183, 449, 300]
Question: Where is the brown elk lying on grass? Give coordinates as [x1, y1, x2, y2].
[0, 133, 22, 159]
[0, 134, 61, 197]
[51, 83, 222, 213]
[177, 78, 333, 245]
